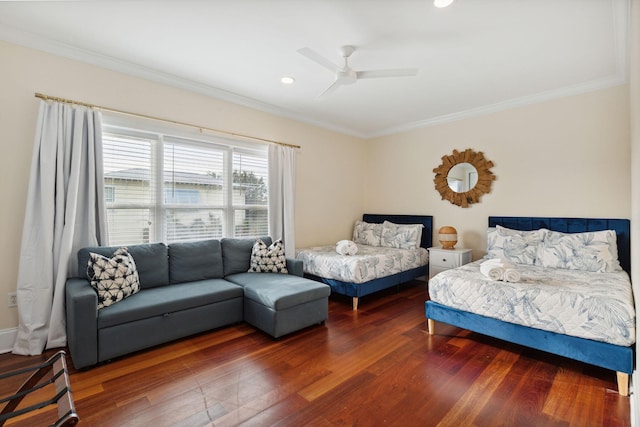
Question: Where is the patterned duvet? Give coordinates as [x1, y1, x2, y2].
[429, 260, 635, 346]
[296, 244, 429, 284]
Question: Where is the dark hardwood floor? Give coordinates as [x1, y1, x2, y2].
[0, 281, 631, 426]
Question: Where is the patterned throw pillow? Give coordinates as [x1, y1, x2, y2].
[379, 221, 424, 250]
[352, 221, 382, 246]
[87, 247, 140, 309]
[248, 239, 289, 274]
[537, 229, 621, 273]
[485, 225, 545, 265]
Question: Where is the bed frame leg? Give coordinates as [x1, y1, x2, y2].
[352, 297, 358, 311]
[427, 319, 435, 335]
[617, 372, 629, 396]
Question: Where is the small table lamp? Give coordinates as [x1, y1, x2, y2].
[438, 226, 458, 249]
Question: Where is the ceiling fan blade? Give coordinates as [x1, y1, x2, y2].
[356, 68, 419, 79]
[297, 47, 340, 73]
[318, 79, 342, 97]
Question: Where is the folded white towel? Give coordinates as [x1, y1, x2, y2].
[336, 240, 358, 255]
[480, 258, 519, 281]
[503, 268, 521, 283]
[480, 262, 504, 280]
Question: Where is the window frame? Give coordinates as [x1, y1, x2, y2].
[101, 114, 269, 245]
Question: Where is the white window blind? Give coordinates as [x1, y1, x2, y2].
[103, 132, 156, 245]
[102, 123, 269, 245]
[232, 150, 269, 237]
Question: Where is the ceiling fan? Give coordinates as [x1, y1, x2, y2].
[297, 45, 419, 96]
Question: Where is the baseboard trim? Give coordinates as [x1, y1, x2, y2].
[0, 328, 17, 354]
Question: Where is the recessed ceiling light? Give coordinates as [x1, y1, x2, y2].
[281, 76, 296, 85]
[434, 0, 454, 7]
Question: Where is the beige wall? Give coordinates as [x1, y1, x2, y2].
[365, 85, 631, 260]
[0, 40, 366, 332]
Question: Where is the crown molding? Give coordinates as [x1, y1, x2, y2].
[369, 74, 627, 139]
[369, 1, 629, 139]
[0, 0, 629, 142]
[0, 24, 365, 139]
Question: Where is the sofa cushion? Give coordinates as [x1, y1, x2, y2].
[221, 237, 272, 276]
[79, 243, 169, 289]
[97, 279, 243, 329]
[169, 239, 224, 284]
[88, 247, 140, 309]
[248, 239, 288, 274]
[225, 272, 330, 311]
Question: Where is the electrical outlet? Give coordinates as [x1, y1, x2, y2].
[8, 292, 16, 308]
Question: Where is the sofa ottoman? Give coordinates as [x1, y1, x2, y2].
[225, 272, 331, 338]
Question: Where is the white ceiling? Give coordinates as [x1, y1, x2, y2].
[0, 0, 629, 138]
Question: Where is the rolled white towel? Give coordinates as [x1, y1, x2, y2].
[481, 258, 520, 282]
[503, 268, 521, 283]
[482, 257, 514, 267]
[336, 240, 358, 255]
[345, 241, 358, 255]
[480, 262, 504, 281]
[483, 258, 517, 269]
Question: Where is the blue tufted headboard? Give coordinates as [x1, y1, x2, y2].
[488, 216, 631, 275]
[362, 214, 433, 249]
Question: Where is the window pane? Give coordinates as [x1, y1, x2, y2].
[103, 134, 154, 207]
[166, 208, 224, 242]
[103, 132, 156, 244]
[107, 208, 153, 245]
[233, 151, 268, 206]
[164, 140, 224, 206]
[234, 208, 268, 237]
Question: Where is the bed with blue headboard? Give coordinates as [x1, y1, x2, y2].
[425, 216, 634, 396]
[298, 214, 433, 310]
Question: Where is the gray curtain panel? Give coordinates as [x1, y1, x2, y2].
[268, 144, 296, 258]
[13, 100, 107, 355]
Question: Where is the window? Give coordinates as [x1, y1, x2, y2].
[102, 120, 269, 245]
[104, 185, 116, 203]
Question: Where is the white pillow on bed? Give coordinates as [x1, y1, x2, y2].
[380, 221, 423, 250]
[486, 225, 544, 265]
[353, 221, 383, 246]
[536, 229, 621, 273]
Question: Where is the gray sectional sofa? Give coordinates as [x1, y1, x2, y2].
[65, 237, 330, 369]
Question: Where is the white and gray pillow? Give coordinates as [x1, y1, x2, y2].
[352, 221, 383, 246]
[379, 221, 423, 250]
[87, 247, 140, 309]
[536, 229, 621, 273]
[485, 225, 545, 265]
[248, 239, 288, 274]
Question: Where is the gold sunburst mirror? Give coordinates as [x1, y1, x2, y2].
[433, 148, 495, 208]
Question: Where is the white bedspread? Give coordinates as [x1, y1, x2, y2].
[296, 244, 428, 284]
[429, 260, 635, 346]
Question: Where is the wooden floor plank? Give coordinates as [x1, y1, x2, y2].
[0, 280, 631, 426]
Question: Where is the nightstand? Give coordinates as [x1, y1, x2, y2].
[428, 247, 472, 279]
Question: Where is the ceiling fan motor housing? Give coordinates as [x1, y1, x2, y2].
[340, 45, 355, 58]
[337, 69, 357, 84]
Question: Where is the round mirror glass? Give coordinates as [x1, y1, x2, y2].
[446, 162, 478, 193]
